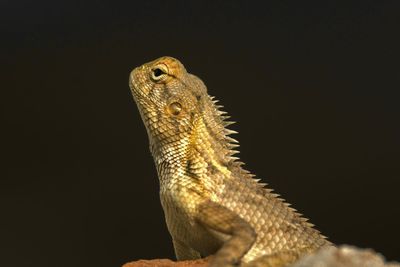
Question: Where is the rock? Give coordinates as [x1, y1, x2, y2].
[123, 245, 399, 267]
[122, 257, 209, 267]
[291, 245, 400, 267]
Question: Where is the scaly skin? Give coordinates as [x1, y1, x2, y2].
[129, 57, 331, 266]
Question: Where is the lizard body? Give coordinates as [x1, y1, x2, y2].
[129, 57, 331, 266]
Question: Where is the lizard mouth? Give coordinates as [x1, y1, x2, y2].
[128, 67, 158, 115]
[129, 68, 147, 103]
[128, 69, 139, 96]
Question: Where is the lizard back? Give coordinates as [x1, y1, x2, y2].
[129, 56, 330, 264]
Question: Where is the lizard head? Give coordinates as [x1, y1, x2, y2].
[129, 56, 209, 151]
[130, 56, 239, 167]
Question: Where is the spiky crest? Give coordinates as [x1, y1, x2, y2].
[203, 95, 325, 234]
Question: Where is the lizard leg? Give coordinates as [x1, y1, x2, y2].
[172, 238, 201, 260]
[196, 200, 256, 267]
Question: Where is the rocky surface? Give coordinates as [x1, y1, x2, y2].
[291, 245, 399, 267]
[123, 245, 399, 267]
[122, 257, 209, 267]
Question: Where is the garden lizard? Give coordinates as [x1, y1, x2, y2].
[129, 56, 331, 267]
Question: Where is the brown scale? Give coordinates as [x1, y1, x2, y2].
[129, 56, 332, 267]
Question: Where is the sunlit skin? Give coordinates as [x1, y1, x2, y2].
[129, 57, 331, 267]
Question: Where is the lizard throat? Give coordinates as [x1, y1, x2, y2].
[152, 115, 239, 185]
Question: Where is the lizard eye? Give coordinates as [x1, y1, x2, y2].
[168, 102, 182, 116]
[153, 68, 164, 77]
[151, 64, 168, 81]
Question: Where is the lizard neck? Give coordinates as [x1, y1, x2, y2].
[149, 134, 190, 180]
[151, 111, 239, 189]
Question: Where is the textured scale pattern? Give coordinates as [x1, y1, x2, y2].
[129, 56, 331, 266]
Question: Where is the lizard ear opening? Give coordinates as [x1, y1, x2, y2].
[168, 102, 182, 116]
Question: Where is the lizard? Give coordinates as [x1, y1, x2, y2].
[128, 56, 332, 267]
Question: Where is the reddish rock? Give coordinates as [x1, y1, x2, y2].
[123, 257, 209, 267]
[123, 246, 399, 267]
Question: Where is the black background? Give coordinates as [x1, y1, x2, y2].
[1, 1, 399, 267]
